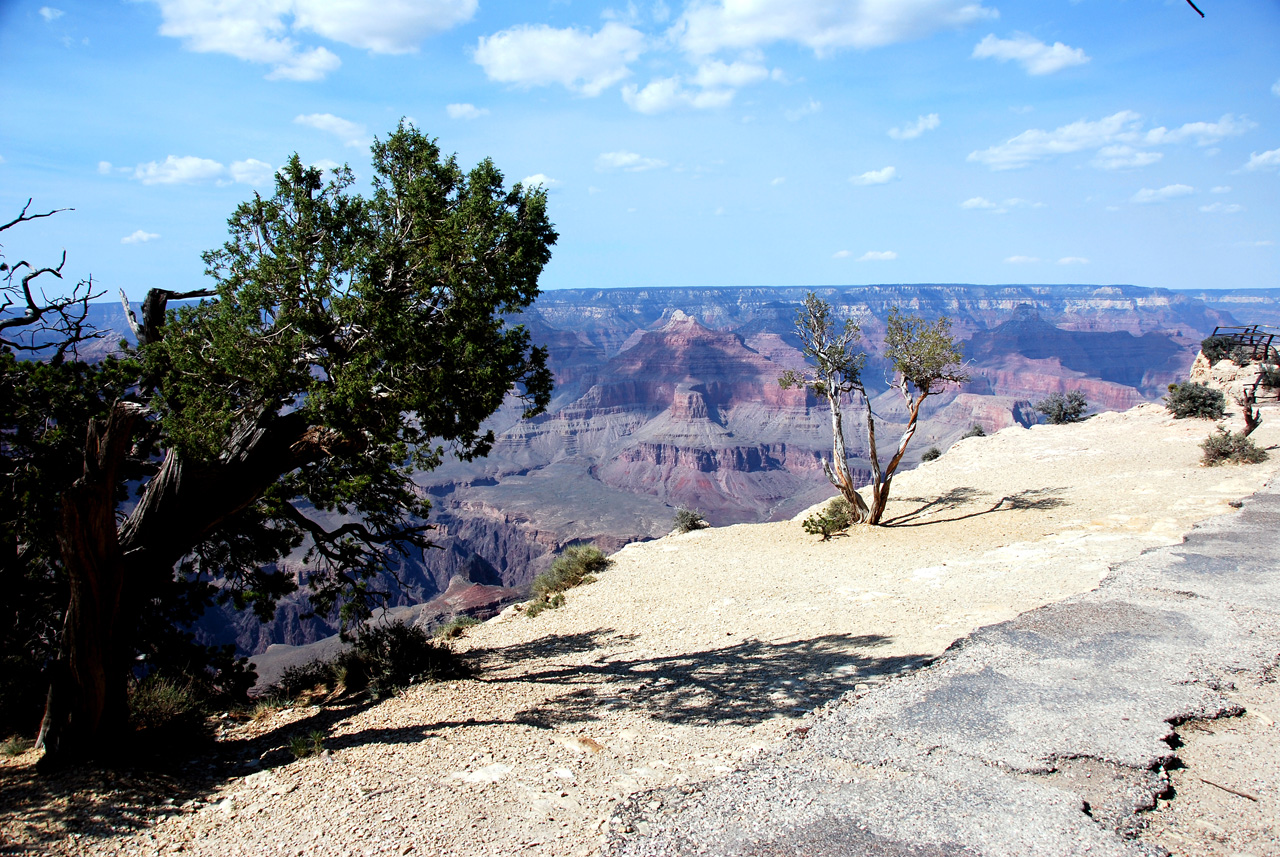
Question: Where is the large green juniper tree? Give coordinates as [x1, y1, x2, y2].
[16, 124, 556, 767]
[781, 293, 968, 526]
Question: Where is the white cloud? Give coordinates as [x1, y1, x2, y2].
[962, 196, 1042, 213]
[888, 113, 939, 140]
[1131, 184, 1194, 204]
[969, 110, 1142, 170]
[972, 33, 1089, 75]
[1274, 79, 1280, 97]
[446, 103, 489, 120]
[294, 113, 369, 148]
[39, 7, 64, 22]
[474, 23, 645, 96]
[230, 158, 274, 186]
[596, 150, 667, 172]
[771, 176, 786, 185]
[1244, 148, 1280, 171]
[147, 0, 475, 80]
[833, 249, 852, 259]
[1143, 114, 1254, 146]
[691, 59, 770, 89]
[857, 250, 897, 261]
[121, 230, 159, 244]
[1199, 202, 1243, 214]
[621, 76, 735, 113]
[850, 166, 897, 185]
[1211, 186, 1231, 193]
[784, 98, 822, 121]
[1058, 256, 1088, 265]
[1005, 255, 1039, 264]
[311, 158, 342, 172]
[1091, 145, 1162, 170]
[521, 173, 561, 188]
[673, 0, 997, 57]
[132, 155, 225, 185]
[97, 161, 112, 175]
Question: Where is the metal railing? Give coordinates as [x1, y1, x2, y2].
[1210, 326, 1280, 401]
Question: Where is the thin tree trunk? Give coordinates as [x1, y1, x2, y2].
[36, 402, 144, 768]
[866, 392, 928, 525]
[824, 390, 869, 522]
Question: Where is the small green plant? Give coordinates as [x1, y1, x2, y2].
[960, 424, 986, 439]
[673, 506, 710, 534]
[1200, 428, 1268, 466]
[920, 446, 941, 462]
[525, 545, 612, 617]
[1260, 364, 1280, 390]
[128, 675, 205, 736]
[275, 658, 341, 699]
[288, 729, 326, 759]
[1166, 382, 1226, 420]
[1200, 335, 1240, 365]
[2, 735, 32, 757]
[802, 496, 854, 541]
[1035, 391, 1088, 425]
[435, 615, 482, 640]
[1230, 345, 1254, 367]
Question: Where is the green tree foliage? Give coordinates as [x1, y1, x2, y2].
[1035, 390, 1089, 424]
[19, 123, 556, 766]
[802, 496, 854, 540]
[1201, 428, 1268, 466]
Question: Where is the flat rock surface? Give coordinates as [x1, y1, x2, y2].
[3, 404, 1278, 857]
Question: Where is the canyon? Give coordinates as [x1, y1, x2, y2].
[181, 282, 1252, 663]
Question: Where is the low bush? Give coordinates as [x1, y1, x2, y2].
[435, 615, 482, 640]
[673, 506, 709, 534]
[960, 424, 986, 439]
[1230, 345, 1254, 367]
[1201, 428, 1269, 466]
[920, 446, 941, 462]
[1166, 382, 1226, 420]
[288, 729, 325, 759]
[1200, 335, 1239, 365]
[2, 735, 31, 757]
[1035, 391, 1088, 425]
[128, 675, 206, 736]
[268, 621, 469, 701]
[1260, 364, 1280, 390]
[525, 545, 612, 618]
[802, 496, 854, 541]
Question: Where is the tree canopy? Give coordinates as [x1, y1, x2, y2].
[2, 123, 558, 766]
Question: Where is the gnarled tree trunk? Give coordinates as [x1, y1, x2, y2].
[823, 390, 870, 523]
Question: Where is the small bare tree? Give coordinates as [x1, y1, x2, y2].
[778, 293, 871, 523]
[863, 308, 969, 524]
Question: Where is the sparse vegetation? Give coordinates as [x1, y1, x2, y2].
[127, 675, 206, 737]
[269, 621, 468, 701]
[525, 545, 612, 618]
[961, 424, 986, 439]
[1260, 364, 1280, 390]
[673, 506, 710, 534]
[802, 496, 855, 541]
[2, 735, 32, 757]
[920, 446, 941, 462]
[435, 615, 482, 640]
[1035, 390, 1088, 425]
[1166, 381, 1226, 420]
[1199, 335, 1240, 365]
[288, 729, 326, 759]
[1231, 346, 1254, 367]
[1201, 428, 1268, 466]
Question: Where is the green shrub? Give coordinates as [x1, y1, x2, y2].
[2, 735, 32, 757]
[345, 622, 468, 695]
[1260, 364, 1280, 390]
[1201, 428, 1268, 466]
[1200, 335, 1239, 365]
[960, 424, 986, 439]
[275, 658, 341, 699]
[673, 506, 709, 534]
[1166, 382, 1226, 419]
[525, 545, 612, 618]
[128, 675, 205, 736]
[435, 615, 482, 640]
[802, 496, 854, 541]
[920, 446, 941, 462]
[1035, 391, 1088, 425]
[1230, 346, 1254, 367]
[288, 729, 326, 759]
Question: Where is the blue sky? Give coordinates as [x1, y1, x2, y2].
[1, 0, 1277, 301]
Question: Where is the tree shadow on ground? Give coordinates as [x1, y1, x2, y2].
[881, 486, 1068, 527]
[481, 632, 932, 729]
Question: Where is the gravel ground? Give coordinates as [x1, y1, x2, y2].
[2, 403, 1276, 857]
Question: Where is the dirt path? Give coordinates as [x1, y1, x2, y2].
[4, 404, 1277, 857]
